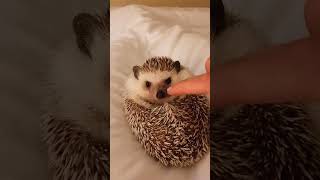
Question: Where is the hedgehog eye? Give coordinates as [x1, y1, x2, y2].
[164, 77, 171, 85]
[145, 81, 151, 88]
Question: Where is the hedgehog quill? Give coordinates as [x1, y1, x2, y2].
[124, 57, 210, 167]
[42, 12, 109, 180]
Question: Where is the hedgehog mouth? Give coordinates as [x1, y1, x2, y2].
[139, 95, 178, 106]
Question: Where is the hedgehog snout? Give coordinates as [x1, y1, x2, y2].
[156, 89, 168, 99]
[155, 83, 171, 99]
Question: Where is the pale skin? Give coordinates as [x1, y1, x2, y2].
[167, 57, 210, 97]
[167, 0, 320, 108]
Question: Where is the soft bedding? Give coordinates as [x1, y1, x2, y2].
[110, 5, 210, 180]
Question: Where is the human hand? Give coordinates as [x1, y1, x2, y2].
[167, 57, 210, 98]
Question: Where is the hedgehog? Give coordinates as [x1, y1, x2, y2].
[211, 0, 320, 179]
[41, 11, 109, 179]
[123, 57, 209, 167]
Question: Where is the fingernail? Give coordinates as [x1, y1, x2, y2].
[167, 87, 172, 93]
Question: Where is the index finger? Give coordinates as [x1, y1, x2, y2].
[167, 73, 210, 96]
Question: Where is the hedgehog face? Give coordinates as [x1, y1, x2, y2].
[135, 70, 177, 104]
[126, 57, 193, 106]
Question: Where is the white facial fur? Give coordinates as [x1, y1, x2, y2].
[125, 66, 193, 107]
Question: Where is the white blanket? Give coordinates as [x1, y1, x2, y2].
[110, 5, 210, 180]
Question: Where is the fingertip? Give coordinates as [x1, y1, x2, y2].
[167, 74, 209, 96]
[167, 84, 182, 96]
[167, 86, 181, 96]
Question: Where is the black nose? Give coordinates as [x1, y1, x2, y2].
[156, 90, 167, 99]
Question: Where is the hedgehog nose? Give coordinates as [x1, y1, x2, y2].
[156, 89, 167, 99]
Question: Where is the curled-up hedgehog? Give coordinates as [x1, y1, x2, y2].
[211, 0, 320, 179]
[41, 11, 109, 180]
[123, 57, 209, 167]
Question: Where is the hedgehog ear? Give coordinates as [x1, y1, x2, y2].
[173, 61, 181, 73]
[216, 0, 226, 35]
[133, 66, 141, 79]
[73, 13, 105, 59]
